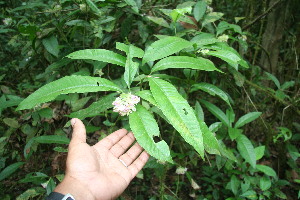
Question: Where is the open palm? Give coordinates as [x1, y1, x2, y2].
[54, 118, 149, 200]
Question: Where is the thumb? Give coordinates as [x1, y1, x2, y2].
[70, 118, 87, 145]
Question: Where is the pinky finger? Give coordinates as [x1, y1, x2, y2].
[128, 151, 149, 180]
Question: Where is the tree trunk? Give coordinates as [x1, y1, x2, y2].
[260, 0, 288, 75]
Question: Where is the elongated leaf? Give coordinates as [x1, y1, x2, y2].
[230, 175, 240, 195]
[191, 83, 231, 106]
[193, 1, 207, 21]
[195, 101, 204, 121]
[116, 42, 144, 58]
[151, 56, 219, 73]
[129, 105, 172, 162]
[234, 112, 262, 128]
[0, 162, 24, 181]
[68, 93, 117, 119]
[236, 134, 256, 168]
[34, 135, 70, 144]
[149, 78, 204, 158]
[136, 90, 158, 106]
[16, 187, 44, 200]
[256, 165, 277, 178]
[67, 49, 126, 67]
[200, 99, 230, 127]
[124, 45, 139, 87]
[17, 75, 121, 110]
[42, 36, 59, 57]
[86, 0, 102, 15]
[206, 50, 240, 70]
[199, 121, 220, 155]
[147, 16, 170, 28]
[265, 72, 280, 89]
[142, 36, 193, 64]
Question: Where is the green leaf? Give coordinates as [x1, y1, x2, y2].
[281, 81, 295, 90]
[129, 105, 172, 162]
[16, 187, 44, 200]
[151, 56, 220, 73]
[17, 76, 121, 110]
[0, 162, 24, 181]
[240, 190, 257, 199]
[209, 122, 222, 133]
[255, 146, 265, 160]
[230, 175, 240, 195]
[202, 12, 224, 26]
[68, 93, 117, 119]
[191, 83, 230, 106]
[234, 112, 262, 128]
[200, 121, 220, 155]
[136, 90, 158, 106]
[67, 49, 126, 67]
[124, 45, 139, 87]
[3, 118, 20, 128]
[228, 127, 242, 140]
[216, 21, 242, 35]
[42, 35, 59, 57]
[191, 33, 219, 48]
[142, 36, 192, 64]
[193, 1, 207, 21]
[259, 176, 271, 191]
[236, 134, 256, 168]
[124, 0, 139, 13]
[34, 135, 70, 144]
[265, 72, 280, 89]
[149, 78, 204, 158]
[200, 100, 230, 127]
[256, 165, 277, 178]
[116, 42, 144, 58]
[195, 101, 204, 121]
[147, 16, 170, 28]
[86, 0, 102, 15]
[206, 50, 240, 70]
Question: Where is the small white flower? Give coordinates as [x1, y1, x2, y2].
[176, 167, 188, 175]
[218, 34, 229, 42]
[198, 49, 210, 55]
[191, 178, 200, 190]
[112, 93, 140, 116]
[3, 18, 12, 26]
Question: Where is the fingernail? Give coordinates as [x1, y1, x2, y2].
[71, 118, 76, 127]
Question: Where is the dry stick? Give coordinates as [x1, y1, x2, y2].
[242, 0, 283, 30]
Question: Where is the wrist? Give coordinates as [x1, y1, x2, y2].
[54, 175, 95, 200]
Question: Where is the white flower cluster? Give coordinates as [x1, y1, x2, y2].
[218, 34, 229, 42]
[198, 49, 210, 55]
[112, 93, 140, 116]
[176, 167, 188, 175]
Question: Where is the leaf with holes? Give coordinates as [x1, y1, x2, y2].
[129, 105, 172, 162]
[17, 75, 121, 110]
[142, 36, 192, 64]
[151, 56, 220, 73]
[149, 78, 204, 158]
[67, 49, 126, 67]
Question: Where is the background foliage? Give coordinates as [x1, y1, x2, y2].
[0, 0, 299, 199]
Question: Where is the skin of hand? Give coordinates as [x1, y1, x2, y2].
[54, 118, 150, 200]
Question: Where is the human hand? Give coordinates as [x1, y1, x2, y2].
[54, 118, 149, 200]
